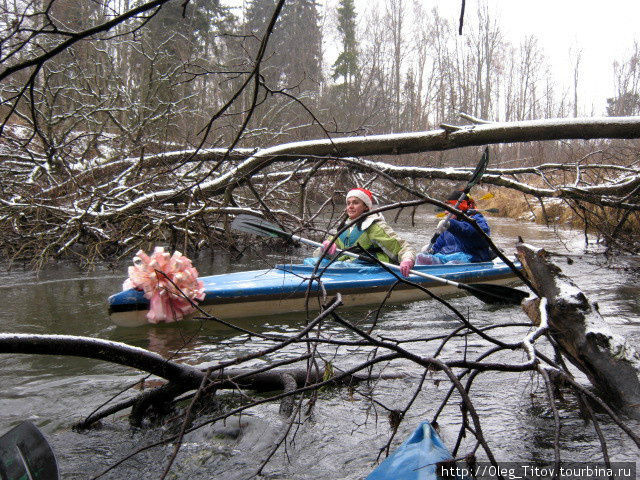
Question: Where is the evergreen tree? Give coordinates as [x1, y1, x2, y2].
[281, 0, 323, 93]
[332, 0, 359, 87]
[244, 0, 323, 94]
[117, 0, 238, 147]
[241, 0, 323, 143]
[606, 92, 640, 116]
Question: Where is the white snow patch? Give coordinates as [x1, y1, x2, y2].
[555, 281, 587, 307]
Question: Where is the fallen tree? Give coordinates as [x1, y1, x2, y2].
[516, 242, 640, 419]
[3, 117, 640, 267]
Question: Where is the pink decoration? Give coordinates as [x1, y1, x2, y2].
[123, 247, 205, 323]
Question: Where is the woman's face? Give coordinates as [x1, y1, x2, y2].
[346, 196, 368, 220]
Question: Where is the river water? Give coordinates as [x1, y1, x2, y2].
[0, 216, 639, 479]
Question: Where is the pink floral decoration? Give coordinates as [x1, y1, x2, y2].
[123, 247, 205, 323]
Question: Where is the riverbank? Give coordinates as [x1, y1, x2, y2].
[478, 188, 580, 227]
[479, 187, 640, 256]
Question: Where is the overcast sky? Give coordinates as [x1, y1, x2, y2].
[430, 0, 640, 116]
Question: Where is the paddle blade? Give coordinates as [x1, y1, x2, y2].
[477, 191, 495, 201]
[0, 422, 59, 480]
[459, 282, 529, 305]
[465, 146, 489, 192]
[231, 214, 291, 240]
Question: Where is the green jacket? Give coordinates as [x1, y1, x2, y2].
[322, 213, 415, 265]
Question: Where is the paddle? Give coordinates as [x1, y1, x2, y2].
[426, 146, 490, 251]
[231, 214, 528, 305]
[0, 421, 59, 480]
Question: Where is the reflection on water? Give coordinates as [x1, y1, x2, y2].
[0, 216, 639, 479]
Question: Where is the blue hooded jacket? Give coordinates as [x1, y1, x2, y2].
[432, 211, 494, 262]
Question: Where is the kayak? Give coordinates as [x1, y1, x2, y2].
[108, 258, 521, 327]
[109, 258, 521, 327]
[367, 421, 468, 480]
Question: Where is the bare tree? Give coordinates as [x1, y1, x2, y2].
[571, 47, 583, 117]
[607, 41, 640, 116]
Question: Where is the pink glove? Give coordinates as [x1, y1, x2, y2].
[322, 240, 337, 256]
[400, 259, 414, 277]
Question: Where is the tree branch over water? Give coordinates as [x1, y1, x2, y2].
[2, 262, 639, 478]
[3, 117, 640, 266]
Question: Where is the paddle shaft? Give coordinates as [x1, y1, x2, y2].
[427, 187, 475, 248]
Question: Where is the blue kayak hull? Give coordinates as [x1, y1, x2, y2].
[108, 259, 521, 327]
[367, 421, 468, 480]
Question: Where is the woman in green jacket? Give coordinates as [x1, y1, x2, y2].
[318, 188, 415, 277]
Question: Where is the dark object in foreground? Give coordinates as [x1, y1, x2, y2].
[0, 421, 59, 480]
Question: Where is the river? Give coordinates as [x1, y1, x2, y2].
[1, 215, 639, 479]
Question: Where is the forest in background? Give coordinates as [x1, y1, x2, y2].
[4, 0, 640, 153]
[1, 0, 640, 267]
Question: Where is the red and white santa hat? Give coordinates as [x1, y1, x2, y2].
[346, 188, 374, 210]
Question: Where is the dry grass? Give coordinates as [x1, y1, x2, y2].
[478, 188, 535, 221]
[480, 188, 588, 228]
[478, 187, 640, 251]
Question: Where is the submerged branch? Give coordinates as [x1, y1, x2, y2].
[0, 333, 204, 387]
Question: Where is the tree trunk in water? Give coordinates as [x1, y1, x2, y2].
[516, 243, 640, 419]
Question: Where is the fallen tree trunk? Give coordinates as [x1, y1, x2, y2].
[0, 333, 204, 387]
[99, 117, 640, 208]
[0, 334, 403, 393]
[516, 243, 640, 419]
[0, 331, 405, 427]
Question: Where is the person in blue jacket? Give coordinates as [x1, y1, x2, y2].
[416, 190, 495, 265]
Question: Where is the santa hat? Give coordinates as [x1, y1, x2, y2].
[346, 188, 374, 210]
